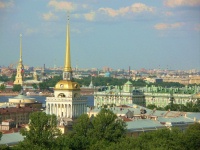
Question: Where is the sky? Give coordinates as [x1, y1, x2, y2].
[0, 0, 200, 71]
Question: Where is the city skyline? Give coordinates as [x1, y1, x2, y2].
[0, 0, 200, 70]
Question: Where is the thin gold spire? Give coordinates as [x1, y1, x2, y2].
[19, 34, 22, 62]
[64, 15, 72, 72]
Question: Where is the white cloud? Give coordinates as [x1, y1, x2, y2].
[0, 0, 14, 9]
[99, 8, 119, 17]
[130, 3, 154, 13]
[164, 0, 200, 7]
[84, 11, 95, 21]
[154, 22, 184, 30]
[42, 12, 58, 21]
[48, 0, 75, 11]
[99, 3, 154, 17]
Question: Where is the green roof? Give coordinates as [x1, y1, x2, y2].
[0, 132, 24, 146]
[13, 94, 35, 100]
[124, 80, 132, 85]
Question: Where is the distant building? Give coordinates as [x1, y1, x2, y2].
[143, 85, 200, 108]
[94, 80, 145, 107]
[94, 81, 200, 108]
[8, 92, 43, 108]
[0, 119, 15, 131]
[145, 77, 163, 83]
[104, 72, 111, 77]
[162, 75, 200, 85]
[0, 105, 41, 126]
[0, 67, 14, 77]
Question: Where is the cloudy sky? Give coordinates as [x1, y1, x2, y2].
[0, 0, 200, 70]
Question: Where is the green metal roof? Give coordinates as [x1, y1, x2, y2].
[124, 80, 132, 85]
[12, 94, 35, 100]
[0, 132, 24, 146]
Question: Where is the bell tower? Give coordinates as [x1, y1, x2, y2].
[14, 34, 24, 85]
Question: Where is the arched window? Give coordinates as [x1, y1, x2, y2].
[58, 93, 66, 97]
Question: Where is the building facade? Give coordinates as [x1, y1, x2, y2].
[143, 85, 200, 107]
[94, 81, 145, 107]
[0, 106, 41, 126]
[94, 83, 200, 108]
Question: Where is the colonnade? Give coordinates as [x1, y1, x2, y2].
[46, 102, 87, 118]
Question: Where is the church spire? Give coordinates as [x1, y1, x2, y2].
[63, 15, 73, 80]
[19, 34, 22, 62]
[14, 34, 24, 85]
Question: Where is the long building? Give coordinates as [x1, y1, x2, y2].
[94, 82, 200, 108]
[94, 81, 145, 107]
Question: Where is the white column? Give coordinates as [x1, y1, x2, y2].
[57, 104, 59, 117]
[49, 103, 51, 114]
[65, 104, 67, 117]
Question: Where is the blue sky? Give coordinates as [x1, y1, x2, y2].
[0, 0, 200, 70]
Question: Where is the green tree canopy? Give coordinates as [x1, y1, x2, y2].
[0, 75, 9, 82]
[0, 84, 6, 91]
[90, 109, 127, 143]
[183, 123, 200, 150]
[63, 109, 127, 150]
[31, 83, 38, 90]
[16, 112, 61, 149]
[12, 84, 22, 92]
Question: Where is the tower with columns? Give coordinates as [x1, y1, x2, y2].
[14, 34, 24, 85]
[46, 18, 87, 124]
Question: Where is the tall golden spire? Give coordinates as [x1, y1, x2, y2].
[63, 15, 73, 81]
[14, 34, 24, 85]
[64, 16, 72, 72]
[20, 34, 22, 62]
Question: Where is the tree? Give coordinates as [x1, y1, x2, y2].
[32, 83, 38, 90]
[16, 112, 61, 149]
[89, 109, 127, 144]
[12, 84, 22, 92]
[67, 114, 92, 150]
[146, 104, 157, 110]
[10, 74, 16, 82]
[0, 75, 9, 82]
[65, 109, 127, 150]
[183, 123, 200, 150]
[0, 84, 6, 91]
[38, 82, 48, 91]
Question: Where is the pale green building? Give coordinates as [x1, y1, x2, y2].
[143, 85, 200, 107]
[94, 81, 145, 107]
[94, 82, 200, 108]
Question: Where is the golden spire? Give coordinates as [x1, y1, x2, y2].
[14, 34, 24, 85]
[64, 16, 72, 72]
[19, 34, 22, 62]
